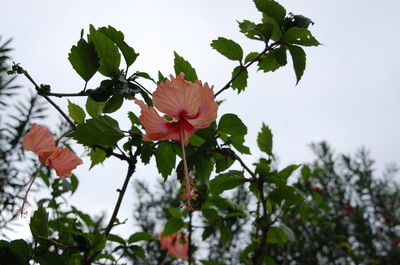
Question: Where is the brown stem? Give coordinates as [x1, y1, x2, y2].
[188, 210, 193, 265]
[84, 148, 140, 264]
[21, 69, 76, 129]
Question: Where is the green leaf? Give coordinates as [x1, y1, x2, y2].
[278, 164, 300, 179]
[89, 147, 107, 169]
[39, 170, 50, 187]
[245, 52, 260, 64]
[262, 15, 283, 41]
[200, 260, 226, 265]
[68, 100, 86, 124]
[9, 239, 32, 261]
[288, 45, 306, 84]
[88, 25, 121, 77]
[103, 95, 124, 113]
[70, 115, 124, 147]
[283, 27, 320, 46]
[218, 114, 247, 137]
[68, 38, 99, 81]
[173, 51, 198, 82]
[157, 71, 168, 84]
[254, 0, 286, 25]
[279, 223, 296, 242]
[189, 134, 206, 146]
[257, 123, 273, 156]
[220, 224, 232, 245]
[238, 20, 259, 40]
[30, 204, 49, 238]
[210, 170, 245, 195]
[211, 37, 243, 61]
[96, 254, 116, 262]
[130, 245, 146, 260]
[231, 66, 248, 92]
[168, 207, 183, 218]
[85, 97, 106, 117]
[258, 52, 281, 73]
[214, 152, 235, 173]
[230, 135, 251, 154]
[70, 175, 79, 194]
[135, 72, 155, 83]
[98, 25, 138, 68]
[108, 234, 126, 245]
[163, 217, 184, 236]
[202, 208, 221, 223]
[155, 142, 176, 179]
[128, 232, 155, 243]
[140, 142, 154, 164]
[266, 227, 288, 245]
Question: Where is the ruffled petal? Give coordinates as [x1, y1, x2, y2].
[135, 99, 172, 141]
[158, 232, 188, 260]
[22, 123, 56, 163]
[46, 147, 82, 178]
[186, 81, 218, 129]
[153, 73, 202, 120]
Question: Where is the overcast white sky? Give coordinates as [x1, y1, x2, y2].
[2, 0, 400, 241]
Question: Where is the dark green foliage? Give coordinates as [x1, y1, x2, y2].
[211, 37, 243, 61]
[231, 66, 248, 92]
[268, 142, 400, 264]
[155, 142, 176, 179]
[70, 115, 125, 147]
[257, 123, 273, 156]
[253, 0, 286, 25]
[288, 45, 306, 84]
[174, 52, 198, 82]
[68, 38, 99, 82]
[88, 25, 121, 77]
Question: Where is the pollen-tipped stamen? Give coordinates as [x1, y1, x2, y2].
[179, 119, 198, 211]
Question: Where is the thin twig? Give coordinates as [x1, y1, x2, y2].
[44, 91, 88, 97]
[84, 148, 140, 265]
[20, 69, 76, 129]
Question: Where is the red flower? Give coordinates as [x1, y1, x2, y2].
[311, 186, 324, 195]
[341, 205, 354, 216]
[135, 73, 218, 145]
[158, 231, 188, 260]
[391, 238, 400, 248]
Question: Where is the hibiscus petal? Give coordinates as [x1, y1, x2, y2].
[186, 81, 218, 129]
[46, 147, 82, 178]
[158, 232, 188, 260]
[153, 73, 202, 120]
[22, 123, 56, 163]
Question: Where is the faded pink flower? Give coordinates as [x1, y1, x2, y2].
[22, 123, 56, 162]
[22, 124, 82, 178]
[158, 231, 188, 260]
[135, 73, 218, 145]
[46, 147, 83, 178]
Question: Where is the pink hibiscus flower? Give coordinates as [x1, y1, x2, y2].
[159, 231, 189, 260]
[135, 73, 218, 145]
